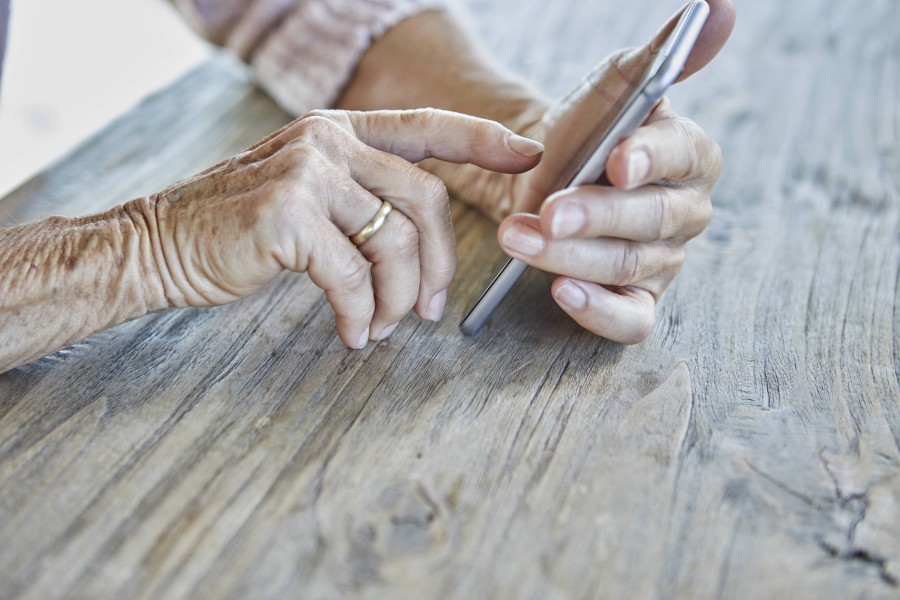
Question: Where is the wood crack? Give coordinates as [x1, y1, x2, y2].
[818, 450, 897, 587]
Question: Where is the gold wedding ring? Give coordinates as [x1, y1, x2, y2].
[350, 201, 393, 247]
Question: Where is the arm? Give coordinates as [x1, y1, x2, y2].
[337, 9, 547, 144]
[174, 0, 736, 343]
[0, 110, 543, 373]
[0, 203, 164, 372]
[3, 0, 551, 373]
[168, 0, 447, 116]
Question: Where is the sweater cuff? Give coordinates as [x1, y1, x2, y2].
[246, 0, 445, 116]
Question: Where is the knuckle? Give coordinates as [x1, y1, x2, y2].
[304, 109, 350, 127]
[475, 116, 503, 140]
[418, 172, 450, 210]
[602, 195, 624, 234]
[428, 251, 458, 289]
[295, 114, 326, 135]
[437, 249, 459, 277]
[674, 119, 702, 179]
[670, 246, 687, 270]
[340, 253, 372, 294]
[386, 219, 421, 261]
[655, 246, 686, 283]
[295, 112, 343, 142]
[681, 193, 714, 240]
[400, 108, 443, 146]
[651, 187, 673, 241]
[400, 108, 430, 128]
[414, 107, 440, 122]
[613, 242, 641, 284]
[678, 117, 724, 183]
[305, 109, 335, 121]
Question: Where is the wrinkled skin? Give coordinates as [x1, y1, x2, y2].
[422, 1, 736, 342]
[143, 109, 544, 347]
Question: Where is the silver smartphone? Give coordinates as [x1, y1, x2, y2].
[459, 0, 710, 335]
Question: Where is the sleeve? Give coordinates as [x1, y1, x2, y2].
[168, 0, 446, 116]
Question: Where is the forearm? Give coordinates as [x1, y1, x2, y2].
[337, 10, 548, 131]
[0, 201, 165, 372]
[337, 10, 550, 220]
[172, 1, 547, 130]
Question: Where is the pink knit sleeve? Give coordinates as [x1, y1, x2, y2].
[169, 0, 445, 115]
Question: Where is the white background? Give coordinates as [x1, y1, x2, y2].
[0, 0, 211, 197]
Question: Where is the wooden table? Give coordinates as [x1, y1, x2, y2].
[1, 1, 898, 598]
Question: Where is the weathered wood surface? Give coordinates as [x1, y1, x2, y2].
[1, 1, 898, 598]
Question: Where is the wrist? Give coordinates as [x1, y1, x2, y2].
[120, 196, 179, 312]
[338, 10, 549, 130]
[95, 202, 170, 318]
[0, 205, 167, 371]
[337, 9, 550, 221]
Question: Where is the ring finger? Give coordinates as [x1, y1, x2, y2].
[350, 203, 422, 340]
[322, 176, 423, 342]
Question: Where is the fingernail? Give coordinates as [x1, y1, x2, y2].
[507, 134, 545, 157]
[627, 149, 651, 188]
[550, 202, 587, 238]
[555, 281, 587, 310]
[373, 322, 399, 341]
[425, 289, 447, 321]
[502, 222, 544, 256]
[356, 327, 370, 349]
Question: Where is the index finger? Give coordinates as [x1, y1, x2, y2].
[333, 108, 545, 172]
[221, 108, 544, 174]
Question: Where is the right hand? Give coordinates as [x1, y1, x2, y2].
[136, 109, 544, 348]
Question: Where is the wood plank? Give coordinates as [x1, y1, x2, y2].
[0, 1, 898, 598]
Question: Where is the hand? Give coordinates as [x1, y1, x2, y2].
[425, 1, 735, 343]
[138, 109, 543, 348]
[500, 97, 721, 343]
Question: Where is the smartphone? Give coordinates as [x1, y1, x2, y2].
[459, 0, 710, 336]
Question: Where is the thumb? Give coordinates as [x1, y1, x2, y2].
[604, 0, 736, 88]
[530, 1, 735, 206]
[661, 0, 736, 82]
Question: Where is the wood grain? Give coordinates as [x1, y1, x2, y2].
[0, 1, 898, 598]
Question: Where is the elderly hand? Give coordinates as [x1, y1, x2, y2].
[138, 109, 543, 348]
[422, 1, 734, 343]
[0, 108, 544, 372]
[501, 4, 734, 343]
[500, 96, 720, 342]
